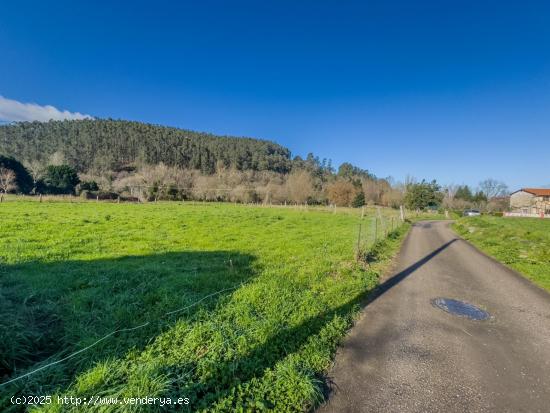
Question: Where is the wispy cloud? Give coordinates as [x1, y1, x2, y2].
[0, 95, 92, 122]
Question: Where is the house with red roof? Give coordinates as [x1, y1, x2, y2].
[509, 188, 550, 216]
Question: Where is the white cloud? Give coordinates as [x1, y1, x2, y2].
[0, 95, 93, 122]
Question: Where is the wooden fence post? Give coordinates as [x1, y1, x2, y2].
[356, 222, 362, 261]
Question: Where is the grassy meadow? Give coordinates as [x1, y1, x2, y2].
[0, 200, 407, 412]
[454, 216, 550, 292]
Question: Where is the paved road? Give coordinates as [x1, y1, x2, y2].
[319, 221, 550, 413]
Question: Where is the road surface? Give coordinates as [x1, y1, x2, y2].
[319, 221, 550, 413]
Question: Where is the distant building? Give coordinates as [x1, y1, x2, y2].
[509, 188, 550, 216]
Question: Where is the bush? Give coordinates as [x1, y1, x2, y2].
[119, 195, 140, 202]
[97, 191, 119, 200]
[79, 180, 99, 192]
[40, 165, 80, 194]
[80, 191, 120, 200]
[352, 192, 365, 208]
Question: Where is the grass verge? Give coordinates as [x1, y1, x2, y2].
[453, 216, 550, 292]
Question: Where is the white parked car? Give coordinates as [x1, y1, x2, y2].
[463, 209, 481, 217]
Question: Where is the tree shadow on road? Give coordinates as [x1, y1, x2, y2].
[174, 239, 459, 411]
[368, 238, 458, 304]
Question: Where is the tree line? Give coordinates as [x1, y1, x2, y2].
[0, 119, 292, 174]
[0, 155, 81, 195]
[0, 119, 397, 205]
[0, 119, 509, 210]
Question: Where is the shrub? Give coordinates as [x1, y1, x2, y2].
[79, 180, 99, 192]
[97, 191, 119, 200]
[351, 192, 365, 208]
[40, 165, 80, 195]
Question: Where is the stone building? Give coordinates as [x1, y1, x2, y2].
[509, 188, 550, 215]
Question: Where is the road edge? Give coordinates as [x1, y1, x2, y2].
[448, 220, 550, 300]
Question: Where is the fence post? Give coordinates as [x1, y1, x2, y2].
[356, 222, 362, 261]
[400, 205, 405, 221]
[374, 216, 378, 242]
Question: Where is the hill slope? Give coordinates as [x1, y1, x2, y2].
[0, 119, 292, 174]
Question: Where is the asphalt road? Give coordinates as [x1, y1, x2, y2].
[318, 221, 550, 413]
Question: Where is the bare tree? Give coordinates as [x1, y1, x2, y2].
[0, 167, 17, 194]
[479, 178, 508, 199]
[445, 184, 459, 200]
[327, 180, 358, 207]
[48, 151, 66, 166]
[23, 159, 45, 192]
[120, 163, 196, 201]
[441, 184, 459, 209]
[286, 171, 315, 204]
[381, 187, 405, 208]
[362, 179, 380, 204]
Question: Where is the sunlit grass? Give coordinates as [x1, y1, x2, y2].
[0, 201, 407, 412]
[453, 216, 550, 292]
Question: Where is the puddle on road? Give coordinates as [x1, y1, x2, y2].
[431, 298, 490, 321]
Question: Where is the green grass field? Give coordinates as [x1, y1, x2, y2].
[453, 216, 550, 292]
[0, 201, 407, 412]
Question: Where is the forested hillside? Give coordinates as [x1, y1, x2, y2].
[0, 118, 410, 207]
[0, 119, 292, 174]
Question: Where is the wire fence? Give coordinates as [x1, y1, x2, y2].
[0, 285, 242, 388]
[354, 206, 406, 260]
[0, 193, 382, 214]
[0, 199, 413, 390]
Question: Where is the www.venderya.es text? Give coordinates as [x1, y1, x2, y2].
[11, 395, 190, 407]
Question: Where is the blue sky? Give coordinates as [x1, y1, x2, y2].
[1, 0, 549, 189]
